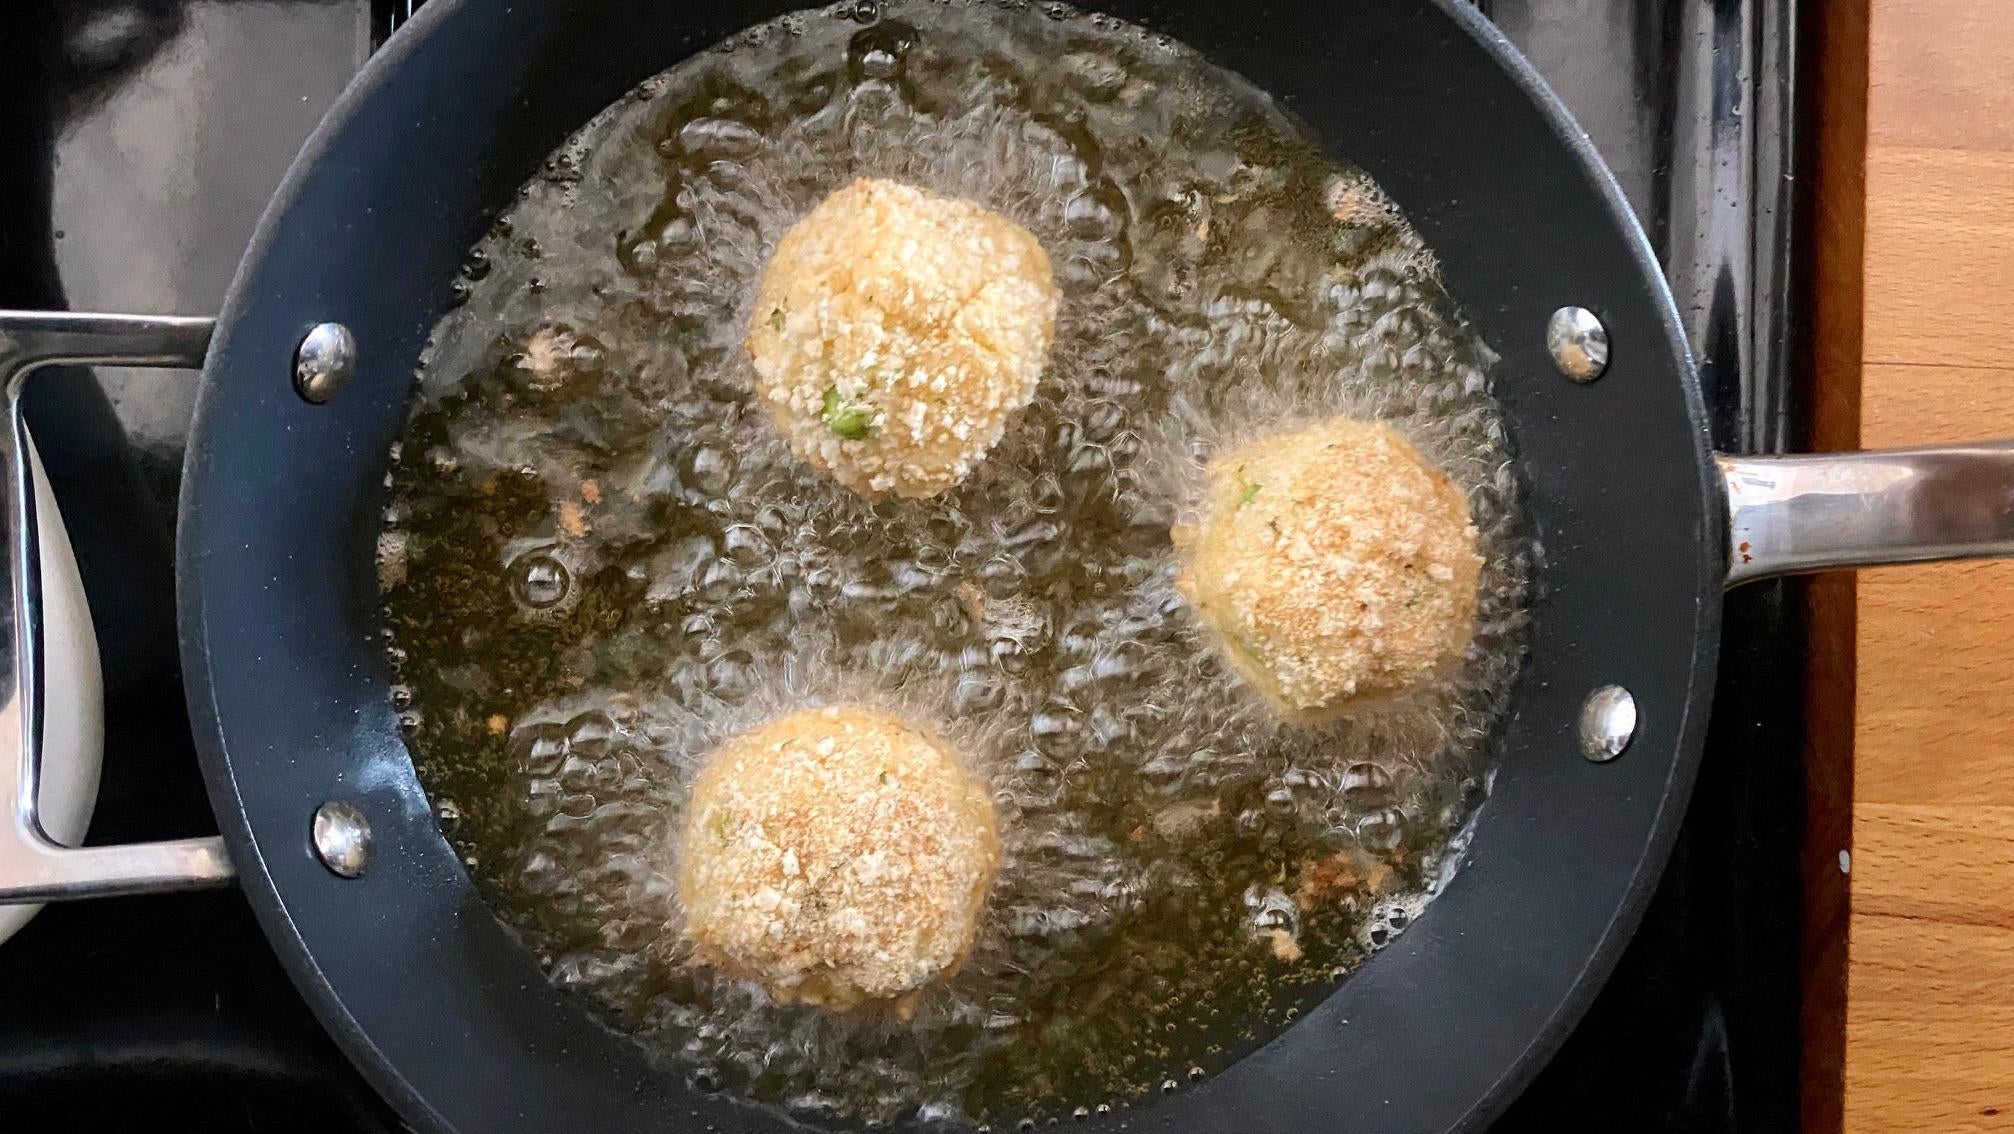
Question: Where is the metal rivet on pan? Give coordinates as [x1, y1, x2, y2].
[293, 321, 356, 404]
[312, 800, 373, 878]
[1546, 306, 1609, 382]
[1578, 685, 1638, 762]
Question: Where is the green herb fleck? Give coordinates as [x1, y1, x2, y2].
[821, 386, 874, 440]
[1234, 463, 1261, 507]
[768, 307, 785, 333]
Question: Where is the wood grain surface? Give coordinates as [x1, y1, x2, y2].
[1819, 1, 2014, 1129]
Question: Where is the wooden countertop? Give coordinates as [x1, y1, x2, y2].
[1809, 1, 2014, 1129]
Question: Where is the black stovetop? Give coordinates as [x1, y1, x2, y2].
[0, 1, 1805, 1130]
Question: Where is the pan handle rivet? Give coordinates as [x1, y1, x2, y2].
[1546, 306, 1609, 382]
[294, 321, 356, 404]
[1578, 685, 1637, 762]
[312, 800, 373, 878]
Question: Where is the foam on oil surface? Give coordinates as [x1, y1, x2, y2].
[380, 1, 1535, 1125]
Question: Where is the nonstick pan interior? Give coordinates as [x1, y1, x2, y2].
[177, 2, 1721, 1131]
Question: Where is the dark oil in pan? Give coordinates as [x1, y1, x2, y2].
[379, 1, 1534, 1125]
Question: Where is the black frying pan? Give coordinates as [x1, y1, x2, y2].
[0, 2, 2007, 1132]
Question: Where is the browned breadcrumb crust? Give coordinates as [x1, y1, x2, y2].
[745, 178, 1059, 499]
[676, 705, 1001, 1012]
[1172, 418, 1483, 723]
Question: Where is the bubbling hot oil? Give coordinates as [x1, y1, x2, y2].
[380, 1, 1535, 1125]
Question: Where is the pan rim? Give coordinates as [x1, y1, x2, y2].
[179, 1, 478, 1130]
[1420, 4, 1722, 1130]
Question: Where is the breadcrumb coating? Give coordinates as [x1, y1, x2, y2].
[1172, 418, 1482, 722]
[677, 705, 1001, 1011]
[746, 178, 1059, 499]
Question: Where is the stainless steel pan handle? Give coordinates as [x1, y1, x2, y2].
[0, 311, 233, 901]
[4, 310, 1996, 897]
[1723, 444, 2014, 586]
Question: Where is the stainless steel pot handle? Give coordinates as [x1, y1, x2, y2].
[1, 311, 1996, 897]
[0, 311, 233, 901]
[1723, 445, 2014, 586]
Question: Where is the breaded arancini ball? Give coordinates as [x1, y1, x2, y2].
[1172, 418, 1483, 722]
[745, 178, 1059, 499]
[676, 705, 1000, 1012]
